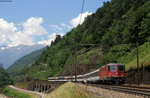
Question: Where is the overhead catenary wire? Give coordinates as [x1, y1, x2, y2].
[79, 0, 85, 25]
[74, 0, 86, 83]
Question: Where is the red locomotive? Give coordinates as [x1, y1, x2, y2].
[98, 63, 126, 84]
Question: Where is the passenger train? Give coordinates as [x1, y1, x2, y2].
[48, 63, 126, 85]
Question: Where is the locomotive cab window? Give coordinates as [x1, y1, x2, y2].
[118, 65, 125, 71]
[108, 65, 117, 71]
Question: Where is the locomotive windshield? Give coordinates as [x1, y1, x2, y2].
[118, 65, 125, 71]
[108, 65, 117, 71]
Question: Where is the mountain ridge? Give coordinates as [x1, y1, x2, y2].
[7, 47, 46, 79]
[0, 44, 46, 69]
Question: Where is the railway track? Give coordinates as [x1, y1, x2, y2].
[89, 84, 150, 97]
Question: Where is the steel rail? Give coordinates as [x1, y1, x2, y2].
[89, 84, 150, 97]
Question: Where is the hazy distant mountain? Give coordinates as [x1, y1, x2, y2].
[0, 63, 3, 68]
[0, 44, 46, 69]
[7, 47, 46, 75]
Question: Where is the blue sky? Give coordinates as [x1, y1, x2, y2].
[0, 0, 109, 47]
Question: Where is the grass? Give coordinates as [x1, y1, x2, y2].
[26, 65, 51, 80]
[14, 82, 30, 90]
[78, 48, 102, 65]
[45, 82, 95, 98]
[3, 86, 40, 98]
[61, 47, 102, 74]
[118, 42, 150, 70]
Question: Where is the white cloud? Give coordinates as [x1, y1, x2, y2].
[60, 23, 71, 29]
[49, 25, 62, 31]
[8, 31, 34, 47]
[37, 40, 49, 45]
[59, 33, 64, 37]
[1, 47, 5, 50]
[70, 11, 93, 27]
[47, 33, 58, 40]
[22, 17, 47, 36]
[0, 12, 93, 47]
[37, 32, 64, 45]
[0, 17, 47, 47]
[0, 18, 17, 44]
[60, 23, 66, 27]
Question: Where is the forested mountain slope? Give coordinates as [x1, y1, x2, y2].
[11, 0, 150, 80]
[7, 47, 46, 79]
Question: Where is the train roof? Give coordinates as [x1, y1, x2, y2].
[107, 63, 124, 65]
[83, 69, 99, 76]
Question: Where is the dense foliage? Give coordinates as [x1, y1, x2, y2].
[0, 67, 11, 88]
[45, 82, 94, 98]
[10, 0, 150, 80]
[3, 86, 38, 98]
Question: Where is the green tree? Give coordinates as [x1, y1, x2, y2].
[0, 67, 11, 88]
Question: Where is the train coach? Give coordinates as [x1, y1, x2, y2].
[48, 63, 126, 85]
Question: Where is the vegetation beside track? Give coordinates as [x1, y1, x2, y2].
[45, 82, 96, 98]
[104, 42, 150, 70]
[2, 86, 39, 98]
[14, 82, 30, 90]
